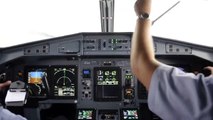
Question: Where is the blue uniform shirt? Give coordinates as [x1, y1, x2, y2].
[148, 64, 213, 120]
[0, 106, 26, 120]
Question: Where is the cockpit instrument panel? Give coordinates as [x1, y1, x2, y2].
[1, 33, 212, 120]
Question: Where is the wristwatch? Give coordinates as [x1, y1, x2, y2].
[138, 13, 149, 19]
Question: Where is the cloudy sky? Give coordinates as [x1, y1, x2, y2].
[0, 0, 212, 47]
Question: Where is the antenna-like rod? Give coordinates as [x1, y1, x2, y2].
[152, 1, 181, 25]
[100, 0, 114, 32]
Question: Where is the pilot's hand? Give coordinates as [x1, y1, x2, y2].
[0, 81, 11, 91]
[134, 0, 152, 16]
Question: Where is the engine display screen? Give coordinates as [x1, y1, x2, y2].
[96, 69, 119, 85]
[94, 67, 121, 101]
[77, 109, 95, 120]
[53, 66, 77, 97]
[27, 67, 49, 97]
[121, 109, 139, 120]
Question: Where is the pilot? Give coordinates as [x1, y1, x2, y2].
[0, 81, 27, 120]
[131, 0, 213, 119]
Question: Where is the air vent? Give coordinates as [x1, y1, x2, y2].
[83, 39, 98, 51]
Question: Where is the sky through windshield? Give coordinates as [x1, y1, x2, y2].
[0, 0, 212, 47]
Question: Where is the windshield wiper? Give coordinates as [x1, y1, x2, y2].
[152, 1, 181, 25]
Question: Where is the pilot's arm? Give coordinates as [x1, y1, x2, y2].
[0, 81, 27, 120]
[130, 0, 159, 90]
[131, 0, 213, 120]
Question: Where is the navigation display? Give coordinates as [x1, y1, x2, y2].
[94, 67, 121, 101]
[53, 66, 77, 97]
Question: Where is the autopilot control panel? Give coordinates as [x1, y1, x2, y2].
[0, 32, 212, 120]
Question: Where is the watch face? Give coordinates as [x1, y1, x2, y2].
[142, 13, 149, 19]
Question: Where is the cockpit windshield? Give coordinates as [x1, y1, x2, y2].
[0, 0, 212, 47]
